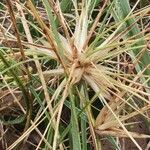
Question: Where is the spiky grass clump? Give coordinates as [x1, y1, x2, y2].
[0, 0, 150, 149]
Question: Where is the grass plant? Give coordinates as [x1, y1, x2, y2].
[0, 0, 150, 149]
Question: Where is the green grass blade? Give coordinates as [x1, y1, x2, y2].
[0, 50, 30, 124]
[0, 115, 25, 125]
[42, 0, 65, 57]
[115, 0, 150, 86]
[107, 136, 121, 150]
[29, 85, 51, 119]
[60, 0, 73, 13]
[58, 124, 71, 146]
[69, 88, 82, 150]
[81, 115, 87, 150]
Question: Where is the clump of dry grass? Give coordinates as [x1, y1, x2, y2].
[0, 0, 150, 150]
